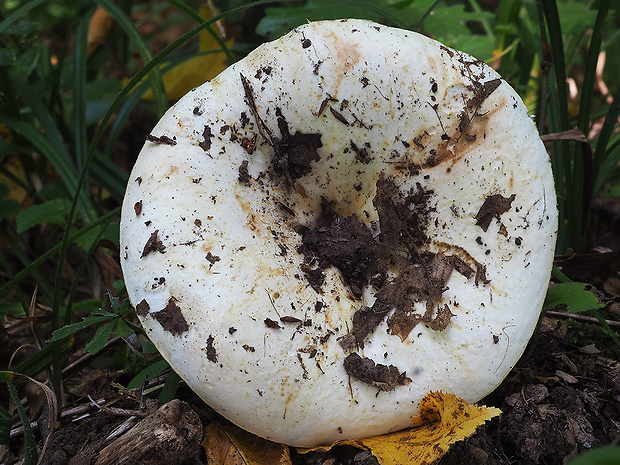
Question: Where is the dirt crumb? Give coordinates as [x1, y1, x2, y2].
[239, 73, 322, 184]
[301, 198, 382, 297]
[146, 134, 176, 146]
[343, 352, 411, 391]
[198, 125, 213, 152]
[205, 334, 217, 362]
[151, 297, 189, 335]
[136, 299, 150, 317]
[265, 318, 282, 329]
[238, 159, 251, 184]
[475, 193, 516, 232]
[141, 230, 166, 258]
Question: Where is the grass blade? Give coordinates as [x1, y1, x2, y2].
[166, 0, 234, 63]
[0, 207, 121, 299]
[96, 0, 168, 116]
[0, 0, 46, 35]
[0, 404, 11, 445]
[0, 116, 96, 222]
[592, 87, 620, 195]
[73, 13, 89, 177]
[577, 0, 610, 137]
[159, 370, 181, 403]
[7, 382, 37, 464]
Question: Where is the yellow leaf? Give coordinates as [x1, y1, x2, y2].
[0, 153, 28, 204]
[299, 391, 501, 465]
[87, 6, 114, 57]
[203, 422, 292, 465]
[143, 3, 233, 101]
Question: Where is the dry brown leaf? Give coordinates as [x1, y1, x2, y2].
[299, 391, 501, 465]
[203, 421, 292, 465]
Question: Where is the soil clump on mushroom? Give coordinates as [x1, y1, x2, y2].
[299, 175, 485, 349]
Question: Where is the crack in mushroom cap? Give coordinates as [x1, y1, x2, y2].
[120, 19, 557, 447]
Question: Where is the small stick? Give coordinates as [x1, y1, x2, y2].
[62, 337, 124, 377]
[545, 310, 620, 330]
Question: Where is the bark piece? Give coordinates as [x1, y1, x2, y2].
[94, 399, 202, 465]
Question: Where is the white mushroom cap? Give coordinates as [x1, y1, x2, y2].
[120, 19, 557, 447]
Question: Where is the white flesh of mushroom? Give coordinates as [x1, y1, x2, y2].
[120, 19, 557, 447]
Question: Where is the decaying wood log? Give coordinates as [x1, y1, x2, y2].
[94, 399, 202, 465]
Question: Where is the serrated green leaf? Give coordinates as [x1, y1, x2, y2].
[85, 319, 116, 354]
[127, 358, 169, 389]
[92, 308, 117, 318]
[47, 315, 111, 342]
[15, 198, 72, 233]
[116, 318, 133, 339]
[544, 283, 604, 313]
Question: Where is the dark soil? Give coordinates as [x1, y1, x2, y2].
[13, 312, 615, 465]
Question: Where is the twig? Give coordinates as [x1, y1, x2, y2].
[545, 310, 620, 329]
[8, 397, 106, 440]
[62, 337, 124, 377]
[8, 372, 173, 440]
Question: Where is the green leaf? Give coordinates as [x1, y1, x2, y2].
[0, 0, 46, 36]
[92, 308, 117, 318]
[116, 318, 133, 339]
[544, 283, 604, 313]
[555, 2, 597, 37]
[85, 319, 117, 354]
[257, 0, 411, 39]
[159, 370, 181, 403]
[0, 48, 17, 66]
[568, 445, 620, 465]
[0, 371, 16, 383]
[3, 20, 39, 35]
[15, 198, 73, 233]
[0, 301, 25, 318]
[140, 339, 159, 354]
[47, 315, 111, 342]
[0, 404, 11, 445]
[127, 358, 169, 389]
[72, 299, 105, 312]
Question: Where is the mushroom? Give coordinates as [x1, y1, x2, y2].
[120, 19, 557, 447]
